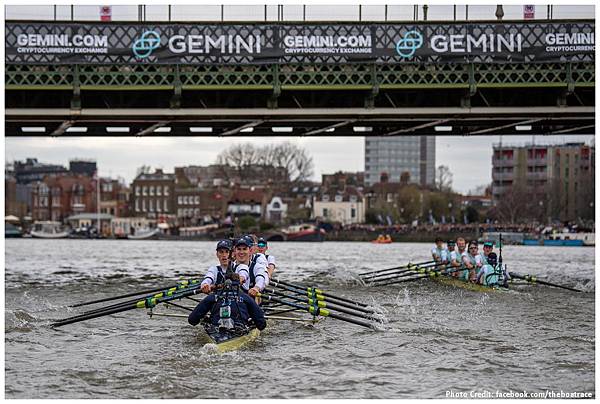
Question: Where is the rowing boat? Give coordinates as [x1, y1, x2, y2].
[431, 275, 508, 292]
[203, 324, 261, 353]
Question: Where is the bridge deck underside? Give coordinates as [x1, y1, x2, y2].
[5, 62, 595, 136]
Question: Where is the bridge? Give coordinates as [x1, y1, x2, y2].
[5, 18, 595, 137]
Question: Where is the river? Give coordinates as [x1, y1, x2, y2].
[5, 239, 595, 398]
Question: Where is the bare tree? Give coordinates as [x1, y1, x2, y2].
[272, 142, 314, 182]
[135, 165, 151, 177]
[495, 184, 531, 223]
[216, 141, 314, 183]
[216, 143, 260, 168]
[435, 165, 453, 193]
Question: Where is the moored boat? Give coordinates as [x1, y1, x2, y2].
[282, 223, 326, 241]
[30, 221, 70, 239]
[127, 227, 160, 240]
[5, 222, 23, 238]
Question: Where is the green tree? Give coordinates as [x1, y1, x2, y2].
[238, 215, 257, 232]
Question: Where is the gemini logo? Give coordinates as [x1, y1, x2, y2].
[395, 30, 423, 58]
[132, 30, 161, 58]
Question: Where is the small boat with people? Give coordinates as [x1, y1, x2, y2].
[372, 234, 392, 244]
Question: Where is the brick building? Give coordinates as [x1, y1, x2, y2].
[131, 169, 176, 219]
[31, 175, 96, 221]
[492, 142, 595, 221]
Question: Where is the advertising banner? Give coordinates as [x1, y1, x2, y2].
[5, 21, 594, 65]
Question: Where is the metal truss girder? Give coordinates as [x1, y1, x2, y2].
[5, 62, 595, 91]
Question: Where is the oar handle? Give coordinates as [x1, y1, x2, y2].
[358, 260, 435, 276]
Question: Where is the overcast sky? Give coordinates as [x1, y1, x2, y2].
[5, 135, 594, 194]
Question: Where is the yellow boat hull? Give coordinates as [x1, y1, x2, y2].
[207, 328, 261, 353]
[432, 275, 507, 292]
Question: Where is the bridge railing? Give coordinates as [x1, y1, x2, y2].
[5, 4, 595, 22]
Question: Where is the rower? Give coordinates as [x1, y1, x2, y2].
[445, 239, 456, 263]
[461, 241, 483, 282]
[479, 240, 494, 265]
[256, 237, 276, 281]
[233, 237, 268, 298]
[449, 237, 466, 277]
[431, 237, 446, 264]
[188, 272, 266, 332]
[200, 239, 235, 294]
[476, 252, 500, 287]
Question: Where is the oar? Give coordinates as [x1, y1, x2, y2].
[367, 262, 448, 283]
[258, 293, 378, 330]
[358, 260, 435, 277]
[360, 262, 439, 281]
[508, 272, 583, 293]
[271, 278, 372, 311]
[52, 284, 202, 327]
[262, 288, 382, 322]
[69, 279, 201, 308]
[267, 283, 377, 314]
[73, 282, 205, 317]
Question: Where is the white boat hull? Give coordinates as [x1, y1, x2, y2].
[30, 230, 70, 239]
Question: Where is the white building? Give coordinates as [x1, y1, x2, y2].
[312, 189, 365, 225]
[266, 196, 288, 223]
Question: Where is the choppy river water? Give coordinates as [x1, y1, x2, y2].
[5, 239, 595, 398]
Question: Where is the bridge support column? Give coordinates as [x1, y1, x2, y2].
[170, 65, 182, 109]
[461, 63, 477, 108]
[71, 65, 81, 110]
[268, 64, 281, 109]
[365, 64, 380, 109]
[557, 62, 575, 107]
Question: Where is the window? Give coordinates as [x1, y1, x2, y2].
[164, 199, 168, 211]
[164, 186, 169, 196]
[149, 199, 154, 212]
[135, 199, 140, 212]
[156, 187, 161, 196]
[156, 201, 161, 213]
[142, 186, 147, 196]
[195, 196, 199, 205]
[273, 201, 280, 209]
[135, 186, 140, 196]
[322, 195, 330, 202]
[178, 196, 183, 204]
[323, 208, 328, 217]
[149, 186, 154, 196]
[335, 195, 343, 202]
[350, 195, 357, 203]
[142, 199, 147, 212]
[351, 208, 356, 218]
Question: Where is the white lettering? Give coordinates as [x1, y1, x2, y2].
[431, 35, 447, 52]
[169, 35, 186, 53]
